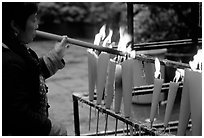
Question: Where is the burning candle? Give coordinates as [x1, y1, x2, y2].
[177, 69, 191, 136]
[187, 70, 202, 136]
[122, 58, 134, 118]
[105, 59, 116, 109]
[104, 59, 116, 134]
[163, 69, 181, 129]
[188, 49, 202, 136]
[178, 49, 202, 136]
[96, 52, 110, 105]
[87, 50, 98, 101]
[150, 58, 164, 127]
[114, 64, 123, 114]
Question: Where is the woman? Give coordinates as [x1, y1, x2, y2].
[2, 2, 69, 135]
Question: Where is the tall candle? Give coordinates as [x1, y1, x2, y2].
[177, 69, 191, 136]
[114, 64, 123, 113]
[150, 78, 164, 126]
[163, 81, 179, 128]
[105, 59, 116, 109]
[87, 50, 98, 101]
[187, 70, 202, 136]
[122, 59, 134, 118]
[150, 58, 164, 127]
[96, 52, 110, 105]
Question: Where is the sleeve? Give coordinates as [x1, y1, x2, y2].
[42, 49, 65, 78]
[3, 62, 52, 135]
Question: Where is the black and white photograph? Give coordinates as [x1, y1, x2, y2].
[1, 1, 202, 136]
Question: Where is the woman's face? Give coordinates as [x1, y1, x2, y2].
[18, 13, 38, 44]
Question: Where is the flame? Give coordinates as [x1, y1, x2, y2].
[93, 24, 133, 59]
[189, 49, 202, 72]
[94, 24, 106, 46]
[102, 28, 113, 47]
[117, 26, 132, 53]
[173, 69, 184, 83]
[154, 57, 161, 79]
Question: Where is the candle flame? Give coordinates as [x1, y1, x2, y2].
[154, 57, 161, 79]
[102, 28, 113, 47]
[173, 69, 184, 83]
[94, 24, 106, 46]
[189, 49, 202, 72]
[93, 24, 133, 59]
[117, 26, 132, 53]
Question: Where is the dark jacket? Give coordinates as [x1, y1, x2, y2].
[2, 37, 65, 135]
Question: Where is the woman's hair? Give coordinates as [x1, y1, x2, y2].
[2, 2, 38, 36]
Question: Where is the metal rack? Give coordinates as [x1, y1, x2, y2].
[72, 82, 192, 136]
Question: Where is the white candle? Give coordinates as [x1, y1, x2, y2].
[177, 69, 191, 136]
[96, 52, 110, 105]
[163, 81, 179, 128]
[122, 59, 134, 118]
[187, 70, 202, 136]
[87, 50, 98, 101]
[150, 78, 164, 126]
[105, 59, 116, 109]
[149, 58, 164, 126]
[114, 64, 123, 113]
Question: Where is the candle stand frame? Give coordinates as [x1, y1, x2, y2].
[72, 82, 192, 136]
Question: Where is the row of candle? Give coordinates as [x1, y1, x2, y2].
[87, 48, 202, 136]
[177, 49, 202, 136]
[87, 49, 133, 135]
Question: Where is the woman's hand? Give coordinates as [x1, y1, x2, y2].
[54, 36, 70, 59]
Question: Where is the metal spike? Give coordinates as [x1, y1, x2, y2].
[96, 110, 100, 135]
[104, 113, 108, 135]
[88, 106, 91, 131]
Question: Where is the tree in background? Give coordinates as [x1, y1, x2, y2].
[38, 2, 201, 46]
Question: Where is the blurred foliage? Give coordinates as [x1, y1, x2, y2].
[38, 2, 126, 24]
[38, 2, 201, 45]
[133, 3, 201, 42]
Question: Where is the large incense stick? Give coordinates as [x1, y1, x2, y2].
[163, 81, 179, 129]
[105, 59, 116, 109]
[95, 52, 109, 135]
[96, 52, 110, 105]
[36, 30, 125, 56]
[177, 69, 191, 136]
[188, 70, 202, 136]
[87, 50, 98, 102]
[122, 59, 134, 118]
[104, 59, 116, 134]
[149, 78, 164, 127]
[87, 50, 98, 131]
